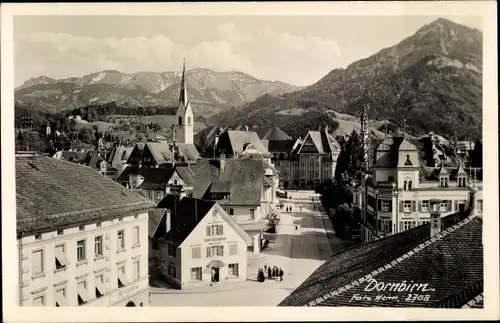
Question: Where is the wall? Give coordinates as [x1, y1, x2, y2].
[173, 204, 249, 289]
[225, 206, 262, 222]
[19, 212, 149, 307]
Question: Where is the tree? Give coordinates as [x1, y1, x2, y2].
[197, 131, 208, 155]
[343, 130, 366, 180]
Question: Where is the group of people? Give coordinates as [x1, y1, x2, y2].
[285, 206, 293, 212]
[257, 264, 284, 282]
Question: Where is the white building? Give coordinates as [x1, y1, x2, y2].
[153, 198, 252, 289]
[16, 155, 155, 307]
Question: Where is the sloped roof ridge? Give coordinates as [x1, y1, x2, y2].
[307, 212, 478, 307]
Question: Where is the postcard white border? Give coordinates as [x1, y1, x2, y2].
[2, 1, 498, 321]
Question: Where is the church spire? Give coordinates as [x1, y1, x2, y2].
[179, 58, 188, 105]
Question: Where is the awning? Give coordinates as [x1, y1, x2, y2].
[78, 284, 89, 303]
[95, 278, 107, 295]
[206, 260, 225, 268]
[55, 291, 67, 307]
[118, 270, 129, 287]
[55, 249, 70, 267]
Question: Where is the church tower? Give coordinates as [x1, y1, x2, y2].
[173, 59, 194, 144]
[360, 104, 369, 167]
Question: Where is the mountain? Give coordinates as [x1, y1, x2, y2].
[211, 18, 483, 140]
[15, 69, 302, 116]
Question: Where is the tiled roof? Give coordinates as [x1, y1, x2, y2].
[193, 158, 265, 206]
[176, 143, 200, 161]
[175, 165, 196, 186]
[260, 140, 269, 150]
[299, 130, 340, 154]
[279, 210, 480, 307]
[193, 126, 226, 148]
[210, 180, 232, 193]
[81, 151, 115, 172]
[374, 136, 420, 167]
[263, 127, 291, 141]
[157, 198, 216, 246]
[61, 150, 88, 163]
[251, 126, 270, 139]
[108, 146, 134, 167]
[268, 140, 297, 153]
[16, 156, 155, 236]
[149, 208, 167, 238]
[216, 130, 272, 157]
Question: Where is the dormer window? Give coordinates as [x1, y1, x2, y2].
[404, 154, 412, 166]
[178, 116, 183, 125]
[440, 177, 449, 188]
[457, 176, 467, 188]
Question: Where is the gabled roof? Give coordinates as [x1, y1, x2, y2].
[267, 140, 297, 153]
[145, 142, 174, 163]
[157, 194, 179, 210]
[175, 165, 196, 186]
[263, 127, 291, 141]
[374, 136, 420, 168]
[298, 130, 341, 154]
[81, 151, 115, 171]
[193, 158, 265, 206]
[217, 130, 272, 157]
[16, 156, 155, 237]
[279, 210, 482, 308]
[176, 143, 200, 161]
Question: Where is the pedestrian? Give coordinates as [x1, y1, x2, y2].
[268, 266, 272, 279]
[290, 206, 292, 212]
[264, 263, 267, 272]
[279, 268, 284, 281]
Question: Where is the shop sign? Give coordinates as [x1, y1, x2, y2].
[119, 283, 140, 298]
[204, 236, 227, 243]
[378, 188, 393, 196]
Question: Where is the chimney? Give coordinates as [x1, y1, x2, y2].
[429, 199, 442, 237]
[220, 153, 226, 171]
[165, 209, 171, 233]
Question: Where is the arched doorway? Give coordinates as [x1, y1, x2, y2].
[126, 301, 136, 307]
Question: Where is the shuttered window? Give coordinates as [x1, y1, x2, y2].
[133, 226, 140, 246]
[133, 261, 140, 281]
[192, 247, 201, 259]
[77, 281, 89, 305]
[55, 288, 67, 307]
[32, 250, 44, 275]
[32, 295, 45, 306]
[229, 244, 238, 256]
[55, 245, 70, 269]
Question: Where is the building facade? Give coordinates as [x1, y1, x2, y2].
[352, 135, 483, 242]
[16, 155, 155, 307]
[155, 198, 252, 289]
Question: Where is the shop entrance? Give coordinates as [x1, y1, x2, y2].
[126, 301, 136, 307]
[211, 267, 220, 283]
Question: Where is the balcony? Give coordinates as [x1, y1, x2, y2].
[418, 181, 483, 190]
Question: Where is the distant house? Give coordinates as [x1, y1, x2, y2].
[193, 157, 272, 254]
[117, 165, 195, 204]
[81, 151, 117, 177]
[107, 145, 134, 178]
[213, 130, 273, 162]
[126, 142, 199, 168]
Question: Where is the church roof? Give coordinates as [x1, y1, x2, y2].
[262, 127, 291, 141]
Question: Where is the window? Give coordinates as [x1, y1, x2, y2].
[148, 191, 153, 199]
[381, 201, 390, 212]
[133, 226, 140, 246]
[178, 116, 182, 125]
[168, 244, 177, 257]
[229, 244, 238, 256]
[250, 209, 255, 220]
[133, 261, 140, 281]
[55, 244, 70, 269]
[206, 245, 224, 257]
[57, 230, 64, 236]
[403, 201, 412, 212]
[477, 199, 483, 211]
[400, 221, 412, 231]
[440, 201, 448, 212]
[117, 266, 127, 288]
[229, 209, 234, 215]
[117, 230, 125, 249]
[77, 240, 86, 261]
[32, 295, 45, 306]
[191, 267, 202, 281]
[32, 249, 44, 276]
[95, 274, 106, 298]
[79, 226, 85, 231]
[94, 236, 103, 257]
[421, 201, 429, 212]
[206, 225, 223, 236]
[440, 177, 449, 187]
[187, 117, 191, 126]
[228, 263, 239, 277]
[77, 281, 89, 305]
[404, 154, 412, 166]
[55, 288, 67, 307]
[191, 247, 201, 259]
[383, 220, 391, 233]
[408, 181, 412, 190]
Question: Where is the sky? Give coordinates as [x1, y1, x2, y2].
[13, 15, 482, 87]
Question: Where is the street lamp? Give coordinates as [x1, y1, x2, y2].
[392, 183, 399, 234]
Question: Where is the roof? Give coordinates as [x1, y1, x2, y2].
[16, 156, 155, 237]
[279, 210, 482, 308]
[81, 151, 115, 171]
[262, 127, 291, 141]
[374, 136, 420, 167]
[174, 165, 196, 186]
[60, 150, 88, 163]
[216, 130, 272, 157]
[158, 198, 217, 245]
[149, 208, 167, 238]
[176, 143, 200, 161]
[108, 146, 134, 166]
[210, 180, 232, 193]
[193, 158, 265, 206]
[268, 140, 297, 153]
[193, 126, 226, 148]
[298, 130, 341, 154]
